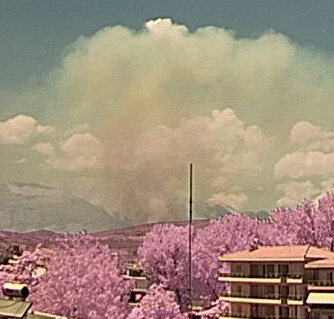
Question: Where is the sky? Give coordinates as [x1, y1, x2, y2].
[2, 0, 334, 223]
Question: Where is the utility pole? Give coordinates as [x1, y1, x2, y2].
[188, 163, 193, 318]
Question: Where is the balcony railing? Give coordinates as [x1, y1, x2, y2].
[134, 279, 149, 290]
[220, 292, 280, 299]
[220, 272, 280, 278]
[220, 272, 303, 279]
[307, 279, 334, 286]
[287, 295, 304, 300]
[220, 292, 304, 302]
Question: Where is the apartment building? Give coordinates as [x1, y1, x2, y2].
[219, 244, 334, 319]
[123, 262, 149, 306]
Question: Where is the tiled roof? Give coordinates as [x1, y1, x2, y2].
[306, 257, 334, 268]
[306, 246, 334, 259]
[219, 245, 334, 262]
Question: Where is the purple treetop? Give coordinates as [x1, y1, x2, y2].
[32, 234, 134, 319]
[317, 193, 334, 250]
[127, 284, 187, 319]
[269, 193, 334, 249]
[0, 244, 53, 295]
[267, 206, 298, 245]
[193, 213, 270, 305]
[138, 224, 190, 308]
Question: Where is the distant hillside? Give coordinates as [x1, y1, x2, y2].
[93, 219, 211, 261]
[0, 182, 122, 232]
[0, 182, 268, 262]
[195, 201, 269, 220]
[0, 219, 211, 262]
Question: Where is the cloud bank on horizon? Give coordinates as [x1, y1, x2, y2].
[2, 18, 334, 223]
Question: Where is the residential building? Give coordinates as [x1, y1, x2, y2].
[219, 244, 334, 319]
[123, 262, 149, 306]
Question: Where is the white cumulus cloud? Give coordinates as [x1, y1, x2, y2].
[0, 114, 54, 145]
[290, 121, 324, 145]
[274, 151, 334, 179]
[275, 180, 320, 207]
[145, 18, 188, 36]
[290, 121, 334, 152]
[32, 142, 55, 156]
[274, 121, 334, 206]
[64, 123, 92, 137]
[47, 133, 102, 170]
[206, 192, 249, 210]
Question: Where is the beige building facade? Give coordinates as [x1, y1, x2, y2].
[219, 245, 334, 319]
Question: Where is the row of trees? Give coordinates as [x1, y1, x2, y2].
[1, 193, 334, 319]
[0, 235, 185, 319]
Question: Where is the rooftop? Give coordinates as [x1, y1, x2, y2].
[219, 245, 334, 262]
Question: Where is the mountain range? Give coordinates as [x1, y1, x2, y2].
[0, 181, 268, 233]
[0, 182, 124, 232]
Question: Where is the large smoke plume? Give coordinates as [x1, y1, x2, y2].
[9, 18, 334, 224]
[102, 109, 270, 223]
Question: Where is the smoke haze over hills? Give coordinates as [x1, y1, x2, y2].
[0, 182, 124, 232]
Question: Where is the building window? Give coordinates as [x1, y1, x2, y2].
[279, 285, 289, 298]
[236, 285, 242, 296]
[279, 264, 289, 276]
[235, 264, 242, 274]
[327, 272, 334, 285]
[236, 305, 242, 315]
[306, 269, 319, 283]
[251, 265, 260, 277]
[251, 305, 259, 317]
[251, 285, 260, 298]
[279, 306, 289, 318]
[266, 285, 275, 298]
[265, 305, 275, 317]
[266, 265, 275, 277]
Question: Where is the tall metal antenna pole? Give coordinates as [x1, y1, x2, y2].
[188, 163, 193, 317]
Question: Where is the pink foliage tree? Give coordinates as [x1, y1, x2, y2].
[192, 213, 272, 306]
[0, 244, 52, 295]
[138, 224, 189, 307]
[32, 234, 134, 319]
[127, 284, 187, 319]
[269, 193, 334, 249]
[138, 216, 270, 309]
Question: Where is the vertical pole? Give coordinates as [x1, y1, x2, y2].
[189, 163, 193, 317]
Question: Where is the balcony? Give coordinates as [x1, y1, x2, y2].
[287, 295, 305, 305]
[219, 293, 281, 305]
[307, 279, 334, 288]
[220, 271, 280, 278]
[286, 273, 303, 284]
[219, 272, 303, 284]
[219, 276, 282, 284]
